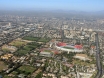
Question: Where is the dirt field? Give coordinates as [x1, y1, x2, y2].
[0, 61, 7, 72]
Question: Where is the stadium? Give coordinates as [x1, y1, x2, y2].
[55, 42, 83, 52]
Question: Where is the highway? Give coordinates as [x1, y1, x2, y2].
[95, 33, 102, 78]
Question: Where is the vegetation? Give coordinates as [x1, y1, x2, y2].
[2, 48, 10, 52]
[16, 42, 41, 56]
[18, 65, 35, 75]
[73, 59, 91, 66]
[23, 36, 50, 43]
[38, 38, 50, 43]
[23, 36, 40, 41]
[63, 47, 74, 49]
[11, 71, 18, 75]
[15, 36, 50, 56]
[44, 50, 52, 52]
[4, 75, 15, 78]
[9, 40, 27, 48]
[62, 52, 76, 62]
[16, 50, 28, 56]
[90, 71, 97, 78]
[0, 61, 7, 72]
[35, 72, 42, 78]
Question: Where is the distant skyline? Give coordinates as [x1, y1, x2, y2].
[0, 0, 104, 12]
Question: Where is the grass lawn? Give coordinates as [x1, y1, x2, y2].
[23, 45, 33, 51]
[38, 38, 50, 43]
[63, 47, 74, 49]
[23, 36, 50, 43]
[4, 75, 15, 78]
[9, 40, 27, 47]
[2, 48, 10, 52]
[18, 65, 35, 74]
[17, 50, 28, 56]
[73, 59, 90, 66]
[44, 50, 52, 52]
[11, 71, 18, 75]
[23, 36, 40, 41]
[16, 42, 41, 56]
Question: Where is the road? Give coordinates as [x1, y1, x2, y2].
[95, 33, 102, 78]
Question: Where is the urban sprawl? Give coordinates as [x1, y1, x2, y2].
[0, 13, 104, 78]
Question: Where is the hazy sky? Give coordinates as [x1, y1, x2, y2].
[0, 0, 104, 11]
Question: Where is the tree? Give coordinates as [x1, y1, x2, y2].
[35, 72, 42, 78]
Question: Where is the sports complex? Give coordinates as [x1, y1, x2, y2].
[55, 42, 83, 52]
